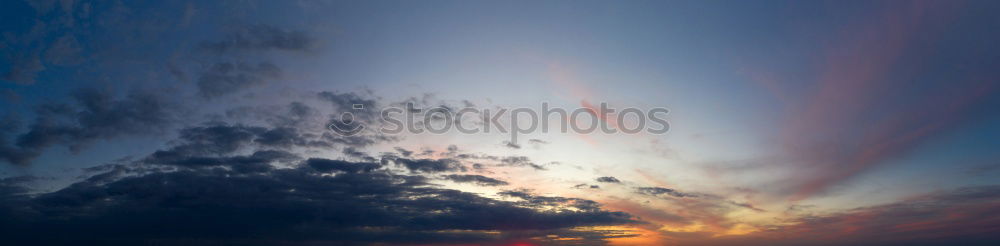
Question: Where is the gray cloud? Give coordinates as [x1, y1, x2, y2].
[443, 174, 509, 186]
[392, 157, 465, 173]
[635, 186, 697, 198]
[307, 158, 381, 173]
[394, 147, 414, 157]
[0, 127, 638, 245]
[503, 141, 521, 149]
[1, 52, 44, 85]
[318, 91, 378, 113]
[596, 176, 621, 183]
[197, 62, 282, 99]
[500, 156, 546, 170]
[199, 24, 313, 54]
[189, 24, 316, 99]
[573, 184, 600, 189]
[42, 34, 83, 66]
[1, 89, 178, 165]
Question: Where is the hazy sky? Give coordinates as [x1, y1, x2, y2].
[2, 1, 1000, 245]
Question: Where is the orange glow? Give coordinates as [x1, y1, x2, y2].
[604, 226, 667, 246]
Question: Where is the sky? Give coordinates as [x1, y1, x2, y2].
[2, 0, 1000, 245]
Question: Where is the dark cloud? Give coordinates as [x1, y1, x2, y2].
[318, 91, 378, 114]
[2, 89, 21, 104]
[0, 105, 640, 243]
[318, 91, 392, 138]
[199, 24, 314, 54]
[1, 0, 198, 85]
[222, 105, 315, 148]
[43, 34, 83, 66]
[341, 147, 375, 161]
[0, 0, 48, 85]
[497, 190, 625, 216]
[1, 89, 177, 165]
[138, 124, 312, 172]
[635, 186, 697, 198]
[146, 150, 297, 174]
[2, 52, 44, 85]
[596, 176, 621, 183]
[0, 117, 29, 165]
[0, 150, 636, 245]
[139, 122, 391, 172]
[417, 149, 435, 156]
[197, 62, 282, 99]
[190, 24, 315, 99]
[453, 153, 548, 171]
[0, 175, 38, 199]
[392, 157, 465, 173]
[322, 132, 386, 148]
[164, 123, 384, 153]
[443, 174, 509, 186]
[394, 147, 414, 157]
[728, 201, 766, 213]
[256, 101, 324, 132]
[500, 156, 546, 170]
[250, 125, 361, 149]
[170, 124, 265, 155]
[527, 139, 549, 149]
[286, 102, 316, 124]
[306, 158, 381, 173]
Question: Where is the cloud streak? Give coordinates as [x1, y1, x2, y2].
[750, 0, 1000, 200]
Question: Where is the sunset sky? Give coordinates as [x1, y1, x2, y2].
[2, 1, 1000, 245]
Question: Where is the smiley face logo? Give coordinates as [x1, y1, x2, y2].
[328, 105, 366, 136]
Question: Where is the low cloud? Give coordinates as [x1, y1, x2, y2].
[0, 128, 638, 245]
[392, 157, 465, 173]
[307, 158, 381, 173]
[197, 62, 282, 99]
[1, 89, 178, 165]
[199, 24, 314, 54]
[596, 176, 621, 183]
[673, 186, 1000, 246]
[443, 174, 509, 186]
[635, 186, 698, 198]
